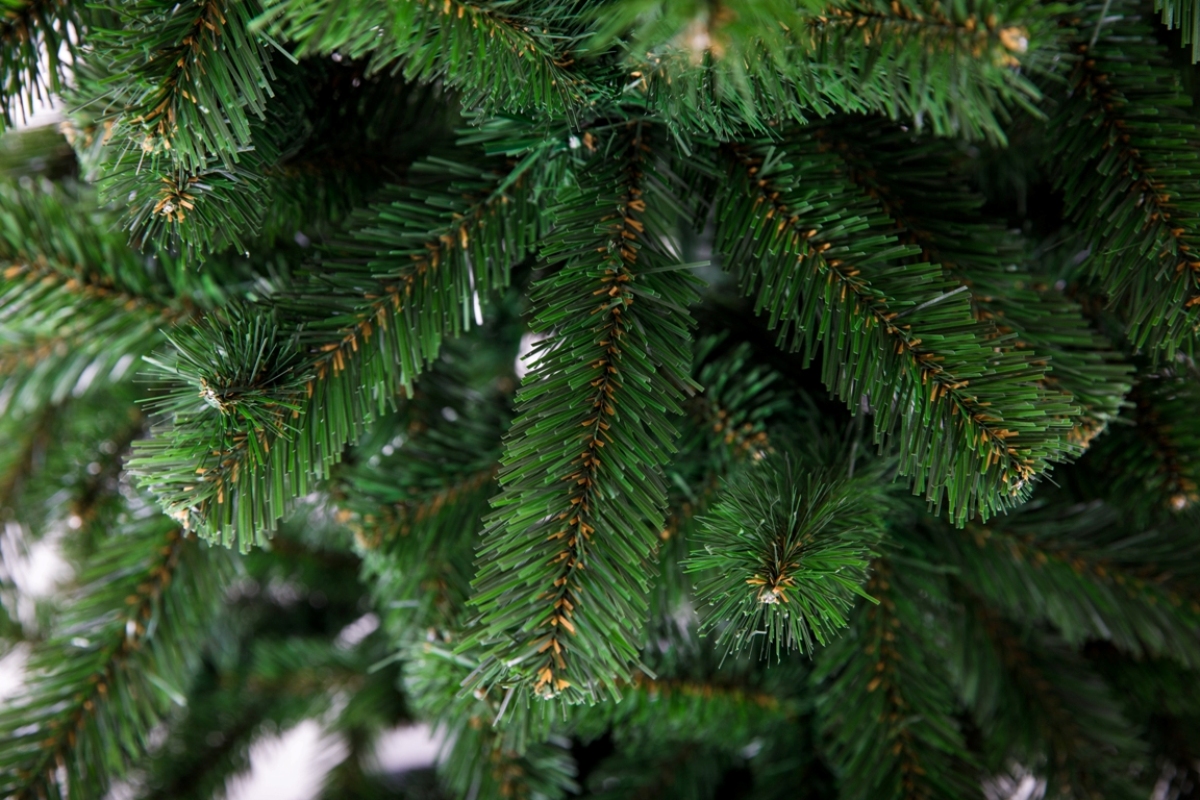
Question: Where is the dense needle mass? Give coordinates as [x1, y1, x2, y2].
[0, 1, 1199, 798]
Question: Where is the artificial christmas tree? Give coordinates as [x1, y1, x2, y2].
[2, 0, 1200, 797]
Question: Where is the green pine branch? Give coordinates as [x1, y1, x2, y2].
[0, 124, 78, 181]
[714, 135, 1078, 523]
[939, 506, 1200, 666]
[102, 158, 269, 257]
[62, 410, 149, 559]
[0, 0, 82, 130]
[350, 462, 498, 551]
[813, 560, 979, 800]
[311, 644, 410, 800]
[131, 155, 539, 550]
[595, 0, 833, 139]
[1085, 372, 1200, 515]
[684, 456, 883, 657]
[587, 0, 819, 60]
[0, 404, 55, 510]
[256, 0, 589, 119]
[679, 337, 782, 475]
[441, 734, 577, 800]
[405, 642, 577, 799]
[1154, 0, 1200, 61]
[92, 61, 449, 256]
[463, 126, 700, 703]
[815, 120, 1133, 447]
[1089, 647, 1200, 789]
[0, 405, 58, 643]
[799, 0, 1053, 143]
[1049, 3, 1200, 354]
[601, 0, 1052, 142]
[0, 517, 232, 800]
[0, 181, 204, 414]
[955, 595, 1151, 799]
[135, 633, 394, 800]
[251, 68, 453, 243]
[0, 387, 149, 577]
[70, 0, 289, 255]
[95, 0, 281, 172]
[572, 669, 798, 757]
[655, 337, 785, 607]
[137, 697, 270, 800]
[343, 393, 506, 640]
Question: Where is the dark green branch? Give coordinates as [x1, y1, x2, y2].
[716, 137, 1078, 522]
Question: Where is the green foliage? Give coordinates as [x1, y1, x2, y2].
[588, 0, 822, 56]
[130, 155, 537, 550]
[653, 335, 791, 607]
[248, 66, 456, 243]
[256, 0, 586, 119]
[1091, 646, 1200, 791]
[462, 127, 701, 704]
[3, 0, 1200, 797]
[123, 519, 404, 800]
[569, 619, 809, 789]
[0, 124, 77, 180]
[404, 642, 577, 799]
[685, 455, 883, 657]
[713, 133, 1079, 523]
[587, 0, 822, 138]
[59, 0, 284, 253]
[1081, 367, 1200, 517]
[813, 560, 980, 800]
[593, 0, 1055, 143]
[934, 503, 1200, 667]
[0, 514, 233, 800]
[1155, 0, 1200, 61]
[582, 752, 723, 799]
[86, 59, 454, 255]
[798, 0, 1057, 143]
[812, 118, 1134, 444]
[340, 361, 509, 642]
[96, 0, 281, 172]
[952, 600, 1150, 798]
[0, 384, 146, 566]
[0, 179, 201, 414]
[1048, 1, 1200, 354]
[0, 387, 149, 646]
[0, 0, 83, 130]
[105, 159, 268, 257]
[148, 309, 307, 435]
